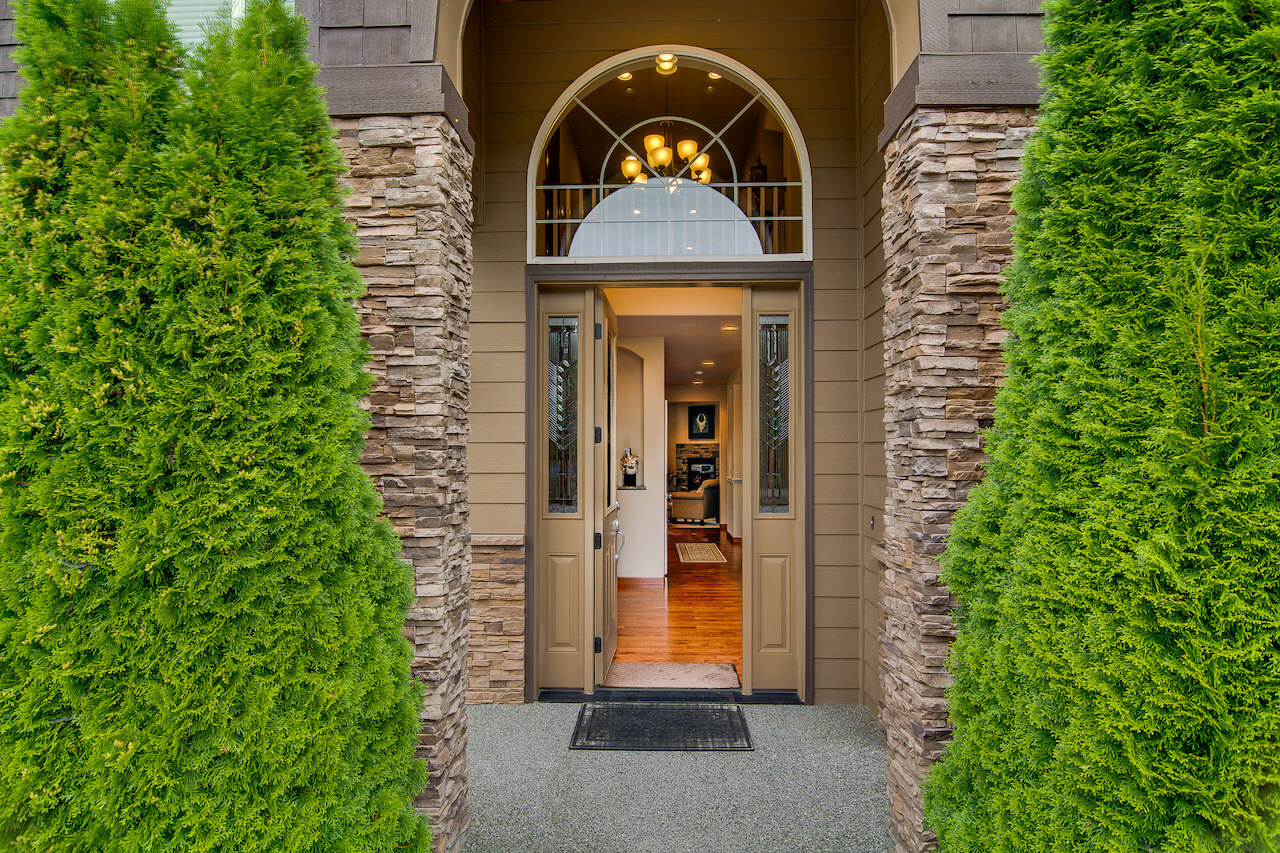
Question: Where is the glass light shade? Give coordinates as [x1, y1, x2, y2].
[617, 71, 633, 81]
[644, 133, 665, 153]
[656, 60, 677, 75]
[621, 156, 643, 180]
[656, 53, 676, 62]
[698, 168, 712, 184]
[691, 153, 710, 172]
[676, 139, 699, 161]
[651, 146, 673, 168]
[632, 172, 648, 183]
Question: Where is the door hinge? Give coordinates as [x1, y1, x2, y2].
[594, 531, 602, 550]
[594, 322, 603, 340]
[594, 636, 602, 653]
[595, 425, 602, 444]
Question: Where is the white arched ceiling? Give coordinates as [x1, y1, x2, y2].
[436, 0, 922, 99]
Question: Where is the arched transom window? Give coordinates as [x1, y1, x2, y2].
[530, 47, 811, 262]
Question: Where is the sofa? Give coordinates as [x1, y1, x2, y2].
[669, 479, 720, 523]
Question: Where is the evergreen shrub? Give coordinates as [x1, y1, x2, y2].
[0, 1, 429, 850]
[925, 0, 1280, 850]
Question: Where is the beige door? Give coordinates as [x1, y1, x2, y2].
[741, 285, 806, 695]
[593, 290, 620, 684]
[535, 288, 593, 689]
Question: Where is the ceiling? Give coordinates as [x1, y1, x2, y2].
[615, 314, 742, 386]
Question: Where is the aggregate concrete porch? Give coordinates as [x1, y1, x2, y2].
[462, 703, 893, 853]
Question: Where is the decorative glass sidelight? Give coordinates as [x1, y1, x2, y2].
[548, 317, 579, 513]
[759, 315, 790, 513]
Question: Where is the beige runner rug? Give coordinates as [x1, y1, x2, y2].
[676, 542, 727, 563]
[602, 661, 741, 689]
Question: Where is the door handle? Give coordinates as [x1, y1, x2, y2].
[612, 518, 625, 557]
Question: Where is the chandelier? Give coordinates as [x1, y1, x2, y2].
[620, 126, 712, 185]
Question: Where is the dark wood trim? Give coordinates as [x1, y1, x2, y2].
[919, 0, 952, 53]
[878, 52, 1044, 150]
[295, 0, 321, 61]
[803, 266, 816, 706]
[523, 277, 539, 703]
[880, 55, 921, 153]
[527, 260, 815, 288]
[318, 62, 474, 153]
[408, 0, 439, 63]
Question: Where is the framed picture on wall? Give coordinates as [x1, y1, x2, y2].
[688, 404, 716, 440]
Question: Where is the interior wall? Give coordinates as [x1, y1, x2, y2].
[617, 346, 645, 483]
[617, 338, 667, 578]
[467, 0, 890, 706]
[667, 386, 730, 521]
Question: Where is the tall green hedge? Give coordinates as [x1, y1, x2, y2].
[925, 1, 1280, 850]
[0, 2, 429, 850]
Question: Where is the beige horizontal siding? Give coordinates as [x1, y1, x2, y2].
[468, 0, 891, 705]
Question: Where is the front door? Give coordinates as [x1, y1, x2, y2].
[742, 285, 805, 695]
[534, 281, 806, 697]
[593, 290, 620, 683]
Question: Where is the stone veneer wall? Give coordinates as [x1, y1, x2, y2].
[334, 114, 473, 853]
[674, 443, 720, 490]
[468, 537, 526, 704]
[877, 107, 1036, 853]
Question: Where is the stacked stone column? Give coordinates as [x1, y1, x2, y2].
[467, 536, 526, 704]
[334, 114, 473, 853]
[878, 107, 1035, 852]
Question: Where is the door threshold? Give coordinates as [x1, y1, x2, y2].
[538, 688, 803, 705]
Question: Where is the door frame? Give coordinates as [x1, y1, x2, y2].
[523, 261, 816, 703]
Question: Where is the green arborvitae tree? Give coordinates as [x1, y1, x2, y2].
[924, 1, 1280, 851]
[0, 2, 430, 850]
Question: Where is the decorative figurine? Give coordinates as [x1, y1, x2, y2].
[621, 447, 639, 487]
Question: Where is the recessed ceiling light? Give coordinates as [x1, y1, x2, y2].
[708, 72, 722, 80]
[618, 71, 633, 81]
[702, 360, 715, 366]
[695, 370, 704, 375]
[721, 324, 738, 332]
[693, 379, 704, 385]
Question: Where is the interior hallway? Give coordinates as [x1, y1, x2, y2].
[614, 526, 743, 678]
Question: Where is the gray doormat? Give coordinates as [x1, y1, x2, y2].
[569, 701, 753, 751]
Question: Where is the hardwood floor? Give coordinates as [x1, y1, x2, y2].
[614, 525, 743, 676]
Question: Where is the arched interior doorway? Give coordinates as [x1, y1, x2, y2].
[461, 0, 892, 710]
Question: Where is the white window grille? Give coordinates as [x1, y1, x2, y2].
[530, 48, 811, 262]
